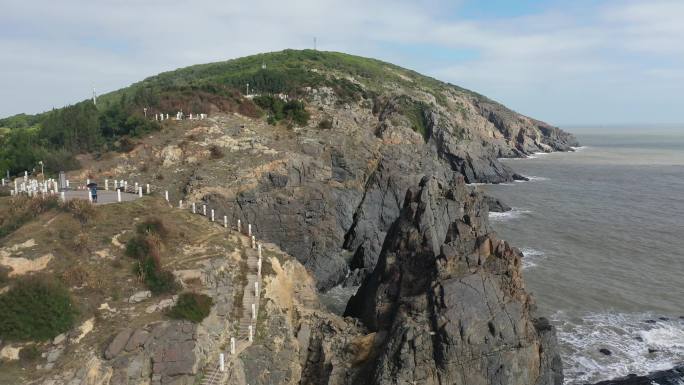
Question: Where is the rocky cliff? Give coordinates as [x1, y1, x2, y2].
[60, 50, 578, 291]
[344, 176, 562, 385]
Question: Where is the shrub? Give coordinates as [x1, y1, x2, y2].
[0, 266, 9, 285]
[61, 266, 90, 287]
[209, 145, 224, 160]
[135, 217, 168, 239]
[317, 118, 333, 129]
[237, 100, 261, 118]
[0, 196, 61, 239]
[0, 276, 77, 341]
[19, 345, 41, 362]
[253, 95, 310, 126]
[168, 292, 213, 323]
[60, 199, 96, 224]
[135, 255, 178, 295]
[115, 136, 136, 153]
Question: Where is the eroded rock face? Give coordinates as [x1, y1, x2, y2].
[190, 91, 577, 291]
[344, 176, 562, 385]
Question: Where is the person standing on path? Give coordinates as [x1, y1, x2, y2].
[87, 182, 98, 203]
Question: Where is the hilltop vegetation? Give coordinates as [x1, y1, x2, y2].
[0, 49, 476, 177]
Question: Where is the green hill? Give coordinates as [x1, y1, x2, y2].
[0, 49, 504, 178]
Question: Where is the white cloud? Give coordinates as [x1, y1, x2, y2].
[0, 0, 682, 125]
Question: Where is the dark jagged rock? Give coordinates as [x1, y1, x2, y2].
[592, 366, 684, 385]
[599, 348, 612, 356]
[484, 194, 512, 212]
[344, 176, 562, 385]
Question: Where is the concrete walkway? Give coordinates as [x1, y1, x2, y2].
[62, 190, 139, 205]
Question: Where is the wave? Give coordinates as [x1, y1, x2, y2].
[519, 247, 545, 269]
[488, 208, 531, 222]
[551, 311, 684, 384]
[515, 175, 549, 182]
[527, 152, 551, 159]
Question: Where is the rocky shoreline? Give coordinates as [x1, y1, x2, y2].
[591, 365, 684, 385]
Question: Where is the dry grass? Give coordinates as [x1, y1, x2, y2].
[61, 265, 91, 287]
[61, 199, 97, 224]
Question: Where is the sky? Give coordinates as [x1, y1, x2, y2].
[1, 0, 682, 127]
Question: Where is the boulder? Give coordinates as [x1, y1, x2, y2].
[105, 329, 133, 360]
[128, 291, 152, 303]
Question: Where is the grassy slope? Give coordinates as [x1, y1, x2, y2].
[0, 195, 244, 383]
[1, 49, 487, 126]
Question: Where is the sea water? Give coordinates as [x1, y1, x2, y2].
[485, 129, 684, 383]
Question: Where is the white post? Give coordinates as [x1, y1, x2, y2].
[66, 179, 70, 188]
[124, 181, 128, 191]
[114, 180, 118, 189]
[88, 191, 93, 203]
[117, 190, 122, 202]
[251, 236, 256, 249]
[138, 186, 143, 198]
[211, 209, 215, 222]
[252, 303, 256, 320]
[146, 184, 150, 194]
[248, 224, 252, 237]
[203, 205, 206, 216]
[237, 219, 241, 232]
[230, 338, 236, 355]
[60, 191, 65, 202]
[165, 191, 169, 202]
[134, 182, 138, 192]
[179, 200, 183, 209]
[254, 281, 259, 296]
[87, 178, 90, 186]
[257, 259, 262, 276]
[248, 325, 253, 342]
[192, 202, 196, 214]
[105, 179, 109, 191]
[219, 353, 225, 372]
[1, 178, 4, 186]
[223, 215, 227, 228]
[258, 243, 262, 258]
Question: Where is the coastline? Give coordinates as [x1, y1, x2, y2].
[484, 139, 684, 384]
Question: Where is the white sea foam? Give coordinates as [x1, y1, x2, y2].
[526, 175, 549, 181]
[552, 311, 684, 384]
[527, 152, 551, 159]
[572, 146, 588, 152]
[519, 248, 545, 269]
[488, 208, 531, 222]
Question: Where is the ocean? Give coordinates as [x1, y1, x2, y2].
[485, 130, 684, 384]
[319, 129, 684, 384]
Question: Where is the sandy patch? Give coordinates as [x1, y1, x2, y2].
[95, 249, 113, 259]
[0, 239, 37, 258]
[111, 231, 128, 249]
[72, 318, 95, 344]
[0, 345, 20, 361]
[1, 253, 53, 276]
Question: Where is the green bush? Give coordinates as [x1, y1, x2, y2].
[253, 95, 310, 127]
[135, 256, 178, 295]
[135, 217, 168, 239]
[125, 235, 150, 260]
[19, 345, 41, 361]
[168, 292, 213, 323]
[0, 277, 77, 341]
